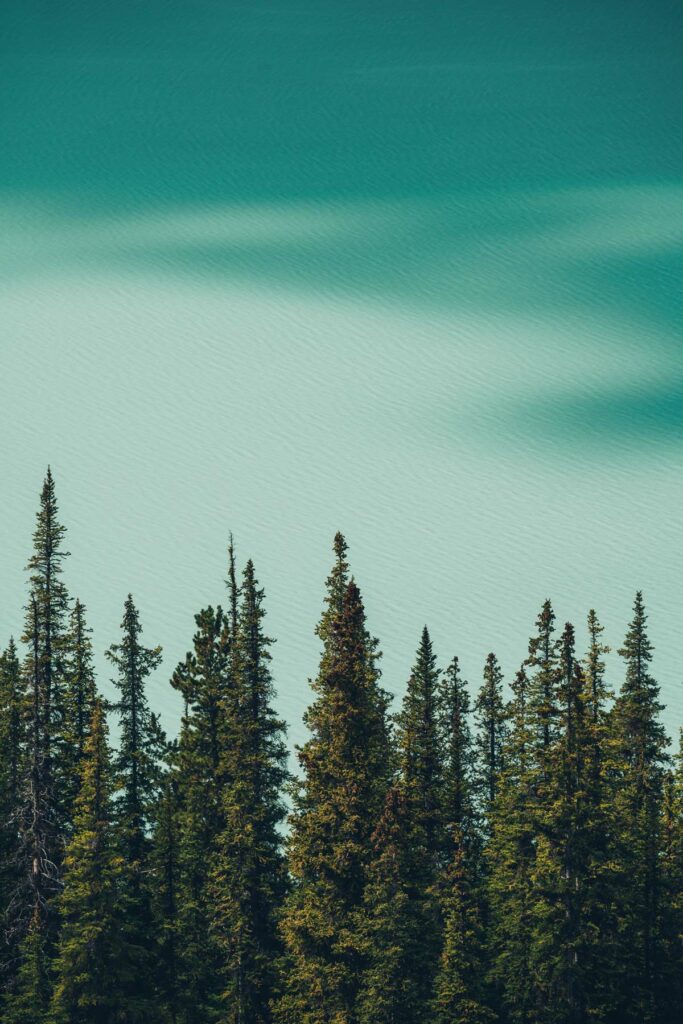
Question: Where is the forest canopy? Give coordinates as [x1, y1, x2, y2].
[0, 470, 680, 1024]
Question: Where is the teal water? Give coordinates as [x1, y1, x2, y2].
[1, 1, 682, 739]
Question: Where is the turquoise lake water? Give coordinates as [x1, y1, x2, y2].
[1, 1, 682, 740]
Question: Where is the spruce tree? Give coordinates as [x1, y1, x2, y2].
[279, 534, 391, 1024]
[474, 653, 506, 831]
[210, 560, 289, 1024]
[106, 594, 163, 1014]
[356, 787, 420, 1024]
[487, 666, 536, 1024]
[50, 700, 141, 1024]
[359, 628, 443, 1024]
[3, 910, 51, 1024]
[433, 657, 493, 1023]
[150, 769, 181, 1024]
[609, 593, 668, 1023]
[396, 627, 443, 857]
[55, 600, 97, 833]
[525, 599, 559, 755]
[432, 830, 495, 1024]
[0, 640, 25, 985]
[169, 604, 231, 1023]
[659, 730, 683, 1024]
[13, 470, 71, 970]
[528, 623, 607, 1024]
[439, 655, 476, 838]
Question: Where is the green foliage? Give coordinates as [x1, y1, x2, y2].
[486, 663, 536, 1024]
[356, 787, 423, 1024]
[0, 639, 25, 976]
[278, 535, 392, 1024]
[3, 909, 51, 1024]
[50, 700, 146, 1024]
[14, 470, 71, 960]
[210, 560, 289, 1024]
[167, 603, 232, 1022]
[433, 831, 495, 1024]
[474, 653, 507, 829]
[607, 592, 669, 1023]
[55, 600, 97, 833]
[106, 594, 164, 1013]
[1, 475, 682, 1024]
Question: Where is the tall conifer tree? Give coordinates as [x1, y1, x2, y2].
[168, 604, 231, 1022]
[659, 731, 683, 1023]
[609, 593, 668, 1023]
[18, 471, 70, 926]
[55, 600, 97, 832]
[433, 657, 493, 1023]
[50, 700, 142, 1024]
[279, 534, 391, 1024]
[8, 471, 71, 1011]
[106, 595, 163, 1013]
[211, 560, 289, 1024]
[474, 653, 507, 831]
[356, 787, 420, 1024]
[359, 628, 443, 1023]
[0, 640, 25, 984]
[433, 830, 495, 1024]
[487, 666, 536, 1024]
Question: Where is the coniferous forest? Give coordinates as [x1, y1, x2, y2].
[1, 469, 681, 1024]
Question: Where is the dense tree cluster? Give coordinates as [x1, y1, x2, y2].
[0, 470, 681, 1023]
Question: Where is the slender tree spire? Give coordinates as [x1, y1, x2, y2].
[474, 652, 507, 827]
[50, 700, 137, 1024]
[56, 599, 97, 832]
[396, 627, 442, 856]
[609, 592, 669, 1023]
[0, 640, 25, 983]
[11, 470, 70, 985]
[279, 535, 391, 1024]
[211, 559, 289, 1024]
[107, 595, 163, 1014]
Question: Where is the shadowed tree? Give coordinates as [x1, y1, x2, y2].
[211, 560, 289, 1024]
[107, 595, 163, 1015]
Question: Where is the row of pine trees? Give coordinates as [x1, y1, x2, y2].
[0, 470, 681, 1023]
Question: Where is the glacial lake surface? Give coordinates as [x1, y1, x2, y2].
[2, 1, 682, 740]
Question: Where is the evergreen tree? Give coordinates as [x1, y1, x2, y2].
[432, 830, 495, 1024]
[487, 667, 536, 1024]
[23, 468, 70, 803]
[50, 700, 142, 1024]
[169, 604, 231, 1023]
[211, 560, 289, 1024]
[0, 639, 25, 975]
[528, 623, 609, 1024]
[106, 594, 163, 1014]
[438, 655, 475, 847]
[659, 730, 683, 1024]
[609, 593, 669, 1023]
[55, 600, 97, 833]
[396, 627, 443, 858]
[3, 910, 51, 1024]
[474, 653, 506, 831]
[356, 787, 421, 1024]
[12, 470, 71, 970]
[525, 600, 559, 755]
[433, 658, 493, 1023]
[359, 628, 443, 1024]
[279, 534, 391, 1024]
[150, 768, 182, 1024]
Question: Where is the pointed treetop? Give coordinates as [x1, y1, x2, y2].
[333, 531, 348, 562]
[227, 533, 239, 638]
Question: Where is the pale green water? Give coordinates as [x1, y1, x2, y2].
[1, 1, 682, 739]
